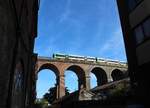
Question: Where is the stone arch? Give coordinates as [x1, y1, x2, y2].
[111, 69, 125, 81]
[90, 67, 108, 86]
[65, 65, 86, 90]
[37, 63, 60, 84]
[38, 63, 59, 76]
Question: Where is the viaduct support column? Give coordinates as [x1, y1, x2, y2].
[56, 77, 59, 99]
[58, 74, 65, 98]
[85, 75, 91, 90]
[108, 70, 113, 82]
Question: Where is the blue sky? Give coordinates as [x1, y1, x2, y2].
[34, 0, 127, 98]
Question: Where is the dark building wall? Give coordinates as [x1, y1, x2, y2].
[117, 0, 150, 106]
[0, 1, 17, 107]
[116, 0, 138, 84]
[0, 0, 38, 108]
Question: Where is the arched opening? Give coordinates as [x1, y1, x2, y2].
[90, 73, 97, 88]
[111, 69, 124, 81]
[36, 64, 59, 99]
[91, 67, 108, 87]
[65, 70, 78, 93]
[65, 65, 86, 92]
[11, 61, 24, 108]
[37, 69, 56, 98]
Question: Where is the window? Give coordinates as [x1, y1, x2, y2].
[127, 0, 136, 11]
[135, 0, 142, 4]
[143, 18, 150, 37]
[11, 61, 24, 108]
[134, 17, 150, 45]
[134, 26, 144, 44]
[126, 0, 142, 12]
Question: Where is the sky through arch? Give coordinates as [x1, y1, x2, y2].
[37, 69, 56, 98]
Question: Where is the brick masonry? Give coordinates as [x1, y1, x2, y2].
[35, 56, 128, 98]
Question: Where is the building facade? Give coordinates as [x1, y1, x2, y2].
[117, 0, 150, 106]
[0, 0, 38, 108]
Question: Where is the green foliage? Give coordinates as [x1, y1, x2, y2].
[43, 87, 57, 104]
[65, 87, 70, 95]
[110, 82, 129, 97]
[34, 98, 49, 108]
[43, 86, 70, 104]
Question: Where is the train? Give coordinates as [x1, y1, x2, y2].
[52, 53, 125, 64]
[53, 53, 85, 61]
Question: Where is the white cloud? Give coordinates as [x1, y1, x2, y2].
[99, 28, 126, 61]
[34, 36, 60, 57]
[59, 0, 72, 23]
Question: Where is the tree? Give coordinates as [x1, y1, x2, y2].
[65, 87, 70, 95]
[34, 98, 49, 108]
[43, 86, 70, 104]
[43, 87, 56, 104]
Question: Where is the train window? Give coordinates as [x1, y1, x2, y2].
[143, 18, 150, 37]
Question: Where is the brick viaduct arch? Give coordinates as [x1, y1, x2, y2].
[35, 56, 128, 98]
[90, 67, 108, 86]
[65, 65, 86, 90]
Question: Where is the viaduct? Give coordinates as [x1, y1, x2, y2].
[35, 54, 128, 99]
